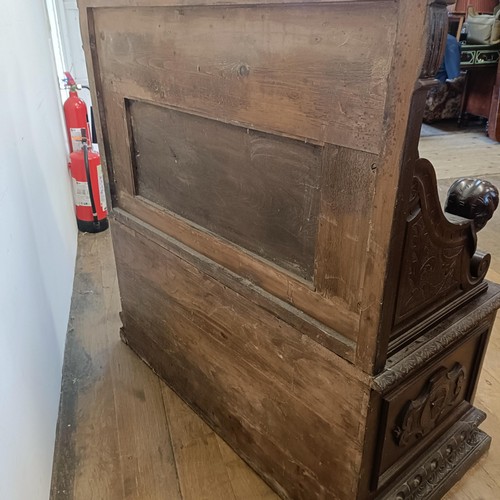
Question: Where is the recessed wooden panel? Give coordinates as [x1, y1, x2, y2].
[128, 100, 322, 278]
[92, 2, 397, 153]
[376, 327, 487, 481]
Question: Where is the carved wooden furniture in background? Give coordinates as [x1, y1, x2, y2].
[460, 44, 500, 66]
[459, 44, 500, 126]
[78, 0, 500, 498]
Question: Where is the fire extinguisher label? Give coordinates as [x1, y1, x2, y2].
[70, 128, 84, 152]
[97, 164, 107, 212]
[72, 179, 92, 207]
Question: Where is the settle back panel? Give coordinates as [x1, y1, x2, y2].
[78, 0, 500, 498]
[80, 0, 420, 364]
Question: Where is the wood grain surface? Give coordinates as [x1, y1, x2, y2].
[128, 100, 322, 279]
[112, 218, 370, 500]
[113, 208, 357, 360]
[315, 145, 377, 303]
[118, 189, 362, 342]
[92, 2, 397, 153]
[81, 0, 385, 6]
[355, 0, 434, 372]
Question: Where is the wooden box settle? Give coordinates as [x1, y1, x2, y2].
[78, 0, 500, 497]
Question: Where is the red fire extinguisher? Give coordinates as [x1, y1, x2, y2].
[63, 71, 92, 152]
[69, 135, 109, 233]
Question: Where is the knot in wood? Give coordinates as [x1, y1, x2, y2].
[238, 64, 250, 77]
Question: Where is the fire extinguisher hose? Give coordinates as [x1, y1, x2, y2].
[83, 140, 101, 229]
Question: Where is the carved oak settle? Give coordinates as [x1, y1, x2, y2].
[78, 0, 500, 498]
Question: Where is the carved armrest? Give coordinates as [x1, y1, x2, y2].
[445, 178, 499, 232]
[391, 165, 498, 341]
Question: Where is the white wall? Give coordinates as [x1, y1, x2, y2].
[0, 0, 78, 498]
[48, 0, 94, 133]
[53, 0, 90, 87]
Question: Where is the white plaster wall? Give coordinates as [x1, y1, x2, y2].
[0, 0, 78, 498]
[49, 0, 94, 133]
[57, 0, 90, 87]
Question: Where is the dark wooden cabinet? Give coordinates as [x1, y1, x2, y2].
[78, 0, 500, 498]
[454, 0, 498, 13]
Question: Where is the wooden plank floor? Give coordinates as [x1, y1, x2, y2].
[420, 125, 500, 499]
[51, 125, 500, 499]
[50, 229, 279, 500]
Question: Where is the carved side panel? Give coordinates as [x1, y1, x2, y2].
[391, 159, 492, 338]
[373, 324, 488, 482]
[393, 363, 466, 447]
[395, 211, 462, 324]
